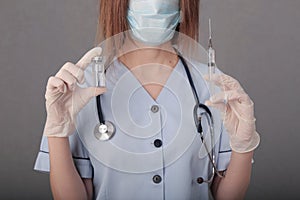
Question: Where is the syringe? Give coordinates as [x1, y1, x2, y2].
[91, 56, 106, 87]
[208, 18, 216, 96]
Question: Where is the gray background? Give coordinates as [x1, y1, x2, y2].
[0, 0, 299, 199]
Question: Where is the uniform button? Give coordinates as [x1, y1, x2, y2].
[154, 139, 162, 148]
[153, 175, 162, 184]
[151, 105, 159, 113]
[197, 177, 204, 184]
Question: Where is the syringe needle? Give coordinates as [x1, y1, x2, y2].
[208, 18, 216, 96]
[209, 18, 212, 47]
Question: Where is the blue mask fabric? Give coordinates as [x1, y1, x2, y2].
[127, 0, 181, 46]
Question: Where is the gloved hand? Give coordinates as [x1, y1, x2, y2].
[204, 74, 260, 153]
[43, 47, 106, 137]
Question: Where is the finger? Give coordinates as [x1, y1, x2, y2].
[74, 87, 107, 110]
[205, 100, 228, 123]
[205, 100, 227, 112]
[46, 76, 67, 93]
[204, 74, 242, 91]
[80, 87, 107, 101]
[62, 62, 85, 84]
[56, 69, 77, 89]
[209, 90, 251, 105]
[76, 47, 102, 70]
[230, 100, 256, 122]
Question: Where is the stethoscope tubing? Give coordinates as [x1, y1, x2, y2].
[95, 51, 224, 180]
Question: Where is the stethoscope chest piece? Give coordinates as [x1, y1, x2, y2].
[94, 121, 115, 141]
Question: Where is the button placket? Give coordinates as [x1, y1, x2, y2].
[149, 104, 163, 185]
[150, 104, 163, 148]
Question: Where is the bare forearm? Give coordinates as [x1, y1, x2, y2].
[48, 137, 89, 200]
[214, 151, 254, 200]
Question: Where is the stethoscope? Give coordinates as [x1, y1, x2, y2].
[93, 52, 224, 182]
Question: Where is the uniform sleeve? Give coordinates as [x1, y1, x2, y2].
[33, 132, 93, 179]
[215, 123, 232, 171]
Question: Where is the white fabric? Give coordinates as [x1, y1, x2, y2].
[34, 58, 232, 200]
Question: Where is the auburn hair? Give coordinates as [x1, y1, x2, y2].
[96, 0, 200, 44]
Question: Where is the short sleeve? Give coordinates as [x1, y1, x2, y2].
[33, 132, 93, 179]
[215, 123, 232, 171]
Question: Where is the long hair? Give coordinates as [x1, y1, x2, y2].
[96, 0, 199, 43]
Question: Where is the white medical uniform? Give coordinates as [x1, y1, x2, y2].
[34, 57, 232, 200]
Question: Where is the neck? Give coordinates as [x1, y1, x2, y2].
[118, 39, 179, 70]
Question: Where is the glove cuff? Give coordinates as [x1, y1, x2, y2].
[230, 131, 260, 153]
[43, 118, 75, 137]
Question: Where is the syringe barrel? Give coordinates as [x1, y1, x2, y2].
[208, 47, 216, 96]
[208, 47, 216, 67]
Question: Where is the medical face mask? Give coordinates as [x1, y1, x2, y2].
[127, 0, 181, 46]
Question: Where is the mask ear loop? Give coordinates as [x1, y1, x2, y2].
[179, 10, 183, 23]
[174, 10, 182, 33]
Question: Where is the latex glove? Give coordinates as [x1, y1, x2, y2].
[43, 47, 106, 137]
[204, 74, 260, 153]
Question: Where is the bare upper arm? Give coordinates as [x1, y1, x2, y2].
[83, 178, 93, 200]
[211, 170, 226, 198]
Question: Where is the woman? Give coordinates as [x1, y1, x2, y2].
[34, 0, 260, 199]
